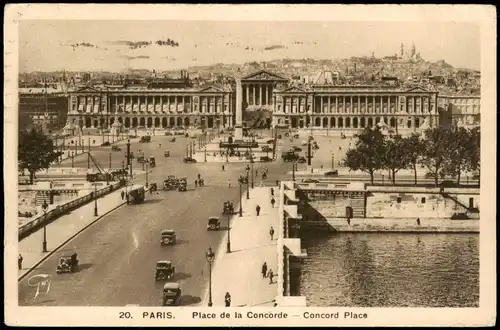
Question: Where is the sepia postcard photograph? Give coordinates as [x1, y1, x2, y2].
[4, 4, 496, 327]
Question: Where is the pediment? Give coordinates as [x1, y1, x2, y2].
[406, 86, 429, 93]
[242, 70, 288, 81]
[198, 85, 224, 93]
[75, 85, 104, 93]
[279, 86, 307, 93]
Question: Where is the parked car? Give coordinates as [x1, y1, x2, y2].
[183, 157, 197, 163]
[266, 139, 274, 144]
[260, 156, 273, 162]
[292, 146, 302, 152]
[261, 145, 272, 152]
[302, 178, 320, 184]
[111, 145, 121, 151]
[324, 170, 339, 177]
[101, 141, 111, 147]
[140, 136, 151, 143]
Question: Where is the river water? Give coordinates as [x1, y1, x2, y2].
[299, 233, 479, 307]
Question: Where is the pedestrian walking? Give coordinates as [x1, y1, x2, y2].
[225, 292, 231, 307]
[222, 164, 225, 171]
[268, 269, 274, 284]
[256, 204, 261, 216]
[228, 178, 231, 188]
[261, 262, 268, 278]
[18, 254, 23, 270]
[271, 197, 276, 208]
[270, 187, 274, 196]
[269, 226, 275, 240]
[121, 190, 125, 200]
[275, 180, 279, 187]
[416, 218, 421, 226]
[195, 179, 198, 188]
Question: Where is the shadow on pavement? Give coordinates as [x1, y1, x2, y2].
[179, 295, 201, 306]
[230, 243, 276, 253]
[172, 239, 190, 245]
[77, 263, 93, 271]
[172, 272, 191, 281]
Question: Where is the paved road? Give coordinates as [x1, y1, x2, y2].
[18, 133, 288, 306]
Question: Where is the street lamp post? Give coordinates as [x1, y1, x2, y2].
[226, 213, 231, 253]
[145, 161, 149, 188]
[41, 200, 48, 252]
[205, 247, 215, 307]
[94, 183, 98, 216]
[292, 161, 296, 181]
[331, 153, 335, 170]
[204, 145, 207, 162]
[71, 151, 74, 168]
[239, 177, 243, 217]
[245, 167, 250, 200]
[250, 158, 254, 189]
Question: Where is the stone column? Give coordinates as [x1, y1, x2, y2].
[252, 85, 256, 106]
[175, 96, 178, 113]
[160, 96, 163, 112]
[198, 96, 201, 114]
[235, 79, 243, 139]
[245, 85, 249, 105]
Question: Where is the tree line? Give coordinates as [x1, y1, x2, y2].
[343, 126, 480, 186]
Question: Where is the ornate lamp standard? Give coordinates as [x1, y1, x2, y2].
[331, 153, 335, 170]
[205, 247, 215, 307]
[226, 211, 231, 253]
[245, 166, 250, 199]
[238, 176, 243, 217]
[71, 151, 74, 168]
[250, 156, 254, 189]
[94, 183, 98, 216]
[41, 200, 49, 252]
[145, 161, 149, 188]
[292, 161, 296, 182]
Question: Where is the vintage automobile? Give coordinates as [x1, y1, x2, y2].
[293, 134, 300, 139]
[101, 141, 111, 147]
[324, 170, 339, 177]
[128, 185, 146, 204]
[162, 282, 182, 306]
[282, 151, 299, 163]
[266, 139, 274, 144]
[111, 145, 121, 151]
[183, 157, 197, 163]
[297, 156, 307, 164]
[164, 150, 171, 157]
[178, 178, 188, 192]
[170, 137, 176, 142]
[155, 260, 176, 281]
[140, 136, 152, 143]
[292, 146, 302, 152]
[149, 156, 156, 168]
[302, 178, 320, 184]
[261, 145, 272, 152]
[163, 176, 179, 190]
[260, 156, 273, 162]
[160, 230, 177, 246]
[56, 252, 79, 274]
[207, 217, 221, 231]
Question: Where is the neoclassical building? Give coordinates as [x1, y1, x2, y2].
[65, 83, 234, 131]
[63, 69, 479, 134]
[272, 84, 439, 133]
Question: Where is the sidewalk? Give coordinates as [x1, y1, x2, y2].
[203, 186, 280, 307]
[17, 187, 128, 280]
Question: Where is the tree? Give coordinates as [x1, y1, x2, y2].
[402, 133, 425, 186]
[19, 128, 63, 184]
[442, 127, 481, 185]
[420, 127, 452, 187]
[381, 134, 408, 185]
[343, 127, 385, 184]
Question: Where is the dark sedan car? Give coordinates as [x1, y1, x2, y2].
[324, 170, 339, 177]
[302, 178, 320, 184]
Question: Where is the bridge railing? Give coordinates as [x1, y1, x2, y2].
[18, 181, 123, 241]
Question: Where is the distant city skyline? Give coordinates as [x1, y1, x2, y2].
[19, 20, 480, 73]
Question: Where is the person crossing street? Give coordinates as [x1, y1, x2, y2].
[256, 204, 261, 216]
[261, 262, 268, 278]
[269, 226, 275, 240]
[270, 197, 276, 208]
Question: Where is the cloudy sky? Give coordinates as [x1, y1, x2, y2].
[19, 20, 480, 72]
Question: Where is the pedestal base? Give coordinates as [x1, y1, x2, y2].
[234, 125, 243, 140]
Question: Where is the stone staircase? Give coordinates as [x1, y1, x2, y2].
[350, 194, 365, 218]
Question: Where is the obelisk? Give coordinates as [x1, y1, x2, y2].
[234, 78, 243, 140]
